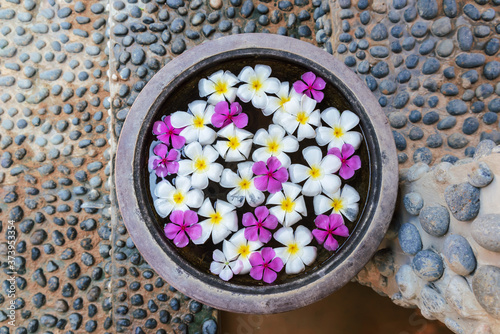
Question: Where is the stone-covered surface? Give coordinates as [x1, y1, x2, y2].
[356, 144, 500, 333]
[1, 0, 500, 331]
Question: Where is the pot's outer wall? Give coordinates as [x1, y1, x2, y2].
[116, 34, 398, 314]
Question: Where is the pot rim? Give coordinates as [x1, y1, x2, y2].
[115, 33, 398, 314]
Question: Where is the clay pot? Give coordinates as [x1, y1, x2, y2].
[116, 34, 397, 314]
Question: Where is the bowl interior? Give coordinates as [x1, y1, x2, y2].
[132, 51, 381, 295]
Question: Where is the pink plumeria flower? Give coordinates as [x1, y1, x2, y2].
[249, 247, 284, 284]
[152, 116, 186, 149]
[242, 206, 278, 243]
[212, 101, 248, 129]
[293, 72, 326, 103]
[209, 249, 243, 281]
[312, 214, 349, 251]
[148, 143, 180, 178]
[252, 156, 289, 194]
[328, 143, 361, 180]
[164, 210, 202, 248]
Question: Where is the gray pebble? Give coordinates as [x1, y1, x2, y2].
[443, 234, 476, 275]
[471, 266, 500, 317]
[468, 162, 493, 187]
[412, 249, 444, 281]
[471, 214, 500, 252]
[419, 205, 449, 237]
[403, 192, 424, 215]
[445, 182, 480, 221]
[398, 223, 422, 255]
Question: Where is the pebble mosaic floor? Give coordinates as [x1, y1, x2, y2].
[0, 0, 498, 332]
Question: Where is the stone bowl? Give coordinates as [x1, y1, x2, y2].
[115, 34, 398, 314]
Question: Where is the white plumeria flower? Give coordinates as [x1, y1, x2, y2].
[194, 199, 238, 245]
[177, 142, 223, 189]
[214, 123, 253, 162]
[316, 108, 363, 150]
[252, 124, 299, 168]
[199, 70, 239, 105]
[313, 184, 360, 221]
[153, 176, 203, 218]
[209, 249, 243, 281]
[263, 81, 300, 117]
[236, 64, 280, 109]
[223, 229, 263, 274]
[266, 183, 307, 227]
[278, 95, 321, 141]
[220, 162, 265, 208]
[274, 226, 317, 275]
[170, 100, 217, 145]
[289, 146, 342, 197]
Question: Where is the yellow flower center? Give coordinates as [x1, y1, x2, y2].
[279, 95, 291, 107]
[194, 157, 208, 172]
[237, 244, 251, 258]
[193, 115, 205, 128]
[296, 111, 309, 125]
[308, 166, 322, 179]
[280, 197, 296, 213]
[214, 80, 228, 95]
[287, 243, 299, 255]
[266, 139, 280, 154]
[172, 191, 185, 205]
[209, 212, 222, 225]
[227, 136, 240, 150]
[250, 78, 262, 91]
[331, 198, 344, 212]
[238, 178, 251, 190]
[333, 126, 344, 138]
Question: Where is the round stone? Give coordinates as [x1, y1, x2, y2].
[412, 249, 444, 281]
[388, 112, 407, 128]
[396, 265, 419, 299]
[419, 205, 450, 237]
[403, 192, 424, 215]
[446, 100, 467, 116]
[472, 265, 500, 317]
[413, 147, 432, 164]
[471, 214, 500, 252]
[417, 0, 438, 19]
[445, 182, 480, 221]
[463, 117, 479, 135]
[468, 162, 494, 188]
[443, 234, 476, 275]
[447, 133, 469, 149]
[398, 223, 422, 255]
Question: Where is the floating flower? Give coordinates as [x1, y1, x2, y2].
[177, 142, 223, 189]
[223, 229, 263, 274]
[195, 199, 238, 245]
[249, 247, 284, 284]
[263, 81, 300, 117]
[236, 65, 280, 109]
[152, 116, 186, 149]
[220, 162, 265, 207]
[316, 108, 362, 150]
[252, 156, 289, 194]
[170, 100, 217, 145]
[252, 124, 299, 168]
[214, 123, 253, 162]
[212, 101, 248, 129]
[148, 143, 180, 178]
[153, 176, 204, 218]
[313, 184, 360, 221]
[164, 210, 201, 248]
[199, 69, 239, 105]
[266, 182, 307, 227]
[293, 71, 326, 103]
[288, 146, 341, 197]
[312, 214, 349, 251]
[242, 206, 278, 243]
[274, 226, 317, 275]
[278, 94, 321, 141]
[209, 249, 243, 281]
[328, 143, 361, 180]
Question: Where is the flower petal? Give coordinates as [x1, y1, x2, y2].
[313, 195, 332, 215]
[312, 229, 328, 244]
[284, 211, 302, 227]
[263, 268, 278, 283]
[340, 110, 360, 131]
[199, 78, 216, 97]
[192, 220, 212, 245]
[210, 261, 224, 275]
[173, 231, 189, 248]
[171, 134, 186, 149]
[321, 174, 341, 195]
[223, 239, 239, 261]
[191, 172, 209, 189]
[262, 77, 281, 94]
[269, 206, 286, 224]
[253, 129, 269, 146]
[268, 257, 284, 272]
[212, 112, 228, 128]
[297, 124, 316, 141]
[301, 246, 317, 265]
[245, 187, 265, 207]
[236, 84, 254, 103]
[286, 257, 305, 274]
[242, 212, 257, 227]
[238, 66, 255, 82]
[303, 146, 322, 166]
[302, 178, 321, 196]
[302, 72, 316, 85]
[341, 131, 363, 150]
[321, 107, 340, 127]
[154, 180, 175, 198]
[219, 266, 234, 281]
[232, 113, 248, 128]
[311, 90, 324, 103]
[171, 111, 193, 128]
[249, 264, 264, 281]
[315, 127, 334, 147]
[185, 189, 204, 208]
[220, 169, 240, 188]
[164, 223, 180, 240]
[273, 227, 294, 246]
[295, 225, 313, 247]
[154, 199, 174, 218]
[315, 215, 330, 230]
[324, 235, 339, 251]
[267, 177, 283, 194]
[211, 224, 231, 244]
[252, 160, 268, 175]
[198, 127, 217, 145]
[252, 91, 268, 109]
[255, 64, 272, 80]
[293, 80, 308, 94]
